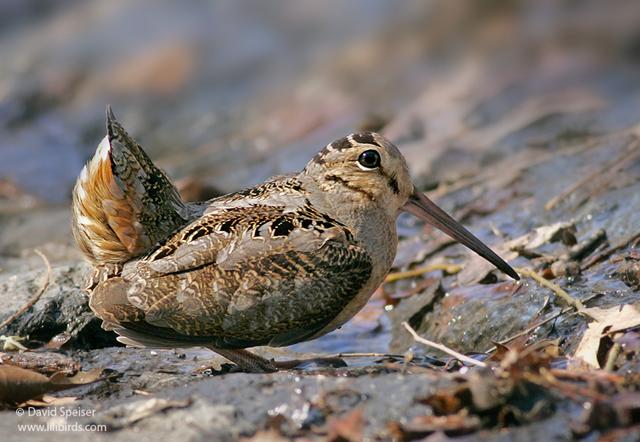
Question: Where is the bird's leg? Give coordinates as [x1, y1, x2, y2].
[207, 347, 279, 373]
[206, 347, 346, 373]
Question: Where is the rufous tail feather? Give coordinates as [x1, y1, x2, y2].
[71, 107, 202, 264]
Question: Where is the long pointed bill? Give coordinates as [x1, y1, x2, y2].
[402, 190, 519, 280]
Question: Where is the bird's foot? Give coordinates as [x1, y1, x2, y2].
[204, 347, 346, 373]
[271, 356, 347, 370]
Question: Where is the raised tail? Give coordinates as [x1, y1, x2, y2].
[72, 107, 199, 264]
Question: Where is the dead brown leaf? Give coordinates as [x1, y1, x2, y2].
[45, 332, 72, 350]
[0, 365, 103, 405]
[498, 340, 559, 378]
[388, 411, 481, 440]
[326, 408, 364, 442]
[99, 398, 192, 429]
[574, 304, 640, 368]
[0, 351, 80, 376]
[421, 385, 469, 415]
[412, 411, 480, 433]
[21, 394, 79, 408]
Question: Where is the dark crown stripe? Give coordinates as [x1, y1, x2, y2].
[313, 138, 350, 165]
[351, 132, 379, 146]
[311, 132, 379, 165]
[332, 136, 353, 151]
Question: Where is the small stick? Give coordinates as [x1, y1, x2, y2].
[133, 390, 152, 396]
[402, 322, 487, 368]
[267, 349, 405, 361]
[582, 231, 640, 270]
[334, 352, 405, 359]
[567, 228, 607, 261]
[515, 267, 597, 319]
[485, 309, 574, 353]
[544, 137, 640, 211]
[550, 367, 624, 383]
[485, 292, 603, 353]
[604, 339, 622, 372]
[529, 372, 610, 402]
[385, 263, 462, 283]
[0, 249, 52, 332]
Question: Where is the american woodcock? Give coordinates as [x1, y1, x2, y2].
[72, 108, 519, 372]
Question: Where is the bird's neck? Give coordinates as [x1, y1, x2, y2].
[300, 176, 398, 270]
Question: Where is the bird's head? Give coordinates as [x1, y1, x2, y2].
[302, 131, 519, 280]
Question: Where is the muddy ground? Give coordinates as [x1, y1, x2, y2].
[1, 1, 640, 441]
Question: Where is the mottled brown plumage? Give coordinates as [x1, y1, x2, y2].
[72, 108, 518, 372]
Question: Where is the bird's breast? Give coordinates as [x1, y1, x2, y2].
[310, 213, 398, 338]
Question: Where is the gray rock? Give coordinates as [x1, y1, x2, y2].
[0, 262, 117, 348]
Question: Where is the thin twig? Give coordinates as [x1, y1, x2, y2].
[550, 367, 624, 383]
[544, 136, 640, 211]
[334, 352, 405, 359]
[515, 267, 597, 320]
[582, 231, 640, 270]
[385, 264, 462, 283]
[485, 292, 603, 353]
[567, 228, 607, 261]
[402, 322, 487, 368]
[604, 338, 622, 372]
[0, 249, 51, 332]
[529, 371, 610, 402]
[485, 309, 575, 353]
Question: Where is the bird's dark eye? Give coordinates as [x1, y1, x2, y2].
[357, 150, 381, 169]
